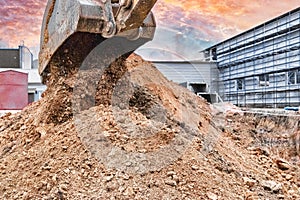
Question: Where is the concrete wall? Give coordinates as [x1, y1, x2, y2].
[153, 61, 220, 103]
[153, 61, 218, 93]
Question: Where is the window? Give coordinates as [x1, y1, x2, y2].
[297, 70, 300, 83]
[288, 71, 296, 85]
[237, 79, 244, 90]
[259, 74, 269, 86]
[28, 93, 35, 104]
[288, 70, 300, 85]
[259, 74, 269, 81]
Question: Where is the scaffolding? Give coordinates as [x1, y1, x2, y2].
[207, 7, 300, 108]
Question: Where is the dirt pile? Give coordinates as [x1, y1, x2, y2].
[225, 110, 300, 165]
[0, 54, 299, 199]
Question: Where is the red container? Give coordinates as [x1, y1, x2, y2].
[0, 70, 28, 110]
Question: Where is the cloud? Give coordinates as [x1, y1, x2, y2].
[0, 38, 9, 48]
[153, 0, 300, 42]
[0, 0, 46, 48]
[137, 27, 214, 61]
[140, 0, 299, 60]
[0, 0, 298, 60]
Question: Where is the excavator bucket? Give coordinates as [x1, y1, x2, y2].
[39, 0, 157, 81]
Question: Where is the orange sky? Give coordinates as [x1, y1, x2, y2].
[0, 1, 299, 57]
[154, 0, 300, 41]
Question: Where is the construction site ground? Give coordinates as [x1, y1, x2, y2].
[0, 54, 299, 199]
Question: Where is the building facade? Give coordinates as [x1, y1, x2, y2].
[0, 45, 46, 108]
[153, 61, 221, 103]
[204, 7, 300, 108]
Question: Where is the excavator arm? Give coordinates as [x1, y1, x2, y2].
[39, 0, 157, 81]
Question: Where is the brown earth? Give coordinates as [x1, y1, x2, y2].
[0, 54, 299, 199]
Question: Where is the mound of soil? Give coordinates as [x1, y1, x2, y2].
[0, 54, 299, 199]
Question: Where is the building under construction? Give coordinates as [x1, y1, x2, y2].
[204, 7, 300, 108]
